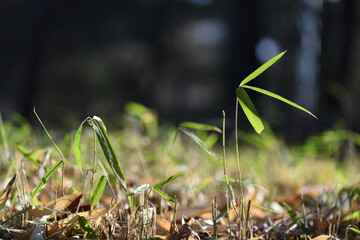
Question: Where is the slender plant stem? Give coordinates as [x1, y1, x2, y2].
[33, 107, 66, 204]
[91, 125, 97, 190]
[222, 110, 229, 185]
[235, 98, 243, 198]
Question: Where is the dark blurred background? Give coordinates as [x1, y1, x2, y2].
[0, 0, 359, 141]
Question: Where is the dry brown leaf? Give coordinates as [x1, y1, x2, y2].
[58, 205, 113, 226]
[175, 204, 212, 221]
[26, 193, 82, 219]
[227, 200, 265, 222]
[0, 175, 16, 204]
[312, 235, 333, 240]
[156, 218, 172, 233]
[150, 235, 167, 240]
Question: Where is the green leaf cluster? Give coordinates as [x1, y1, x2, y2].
[236, 51, 317, 134]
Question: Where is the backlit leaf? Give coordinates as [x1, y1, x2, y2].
[154, 171, 185, 189]
[240, 50, 286, 87]
[31, 160, 63, 200]
[90, 176, 107, 206]
[90, 116, 127, 191]
[236, 88, 264, 134]
[179, 127, 219, 160]
[72, 122, 84, 174]
[180, 122, 222, 133]
[153, 187, 175, 204]
[242, 85, 317, 119]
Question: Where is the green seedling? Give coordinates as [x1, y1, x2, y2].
[78, 216, 98, 239]
[89, 116, 127, 192]
[236, 51, 317, 134]
[33, 108, 66, 200]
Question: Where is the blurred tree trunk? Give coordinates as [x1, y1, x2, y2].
[320, 0, 359, 131]
[224, 0, 259, 122]
[19, 0, 50, 119]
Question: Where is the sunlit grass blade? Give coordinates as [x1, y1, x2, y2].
[344, 210, 360, 221]
[251, 203, 284, 215]
[154, 171, 185, 189]
[90, 116, 127, 191]
[31, 160, 63, 200]
[242, 85, 318, 119]
[236, 88, 264, 134]
[180, 122, 222, 133]
[240, 50, 286, 87]
[283, 202, 310, 235]
[349, 225, 360, 235]
[179, 127, 219, 160]
[16, 145, 42, 165]
[90, 176, 107, 207]
[72, 122, 84, 174]
[78, 216, 98, 239]
[153, 171, 185, 204]
[220, 177, 265, 189]
[152, 187, 175, 204]
[33, 107, 65, 161]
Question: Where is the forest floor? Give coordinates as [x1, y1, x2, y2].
[1, 111, 360, 239]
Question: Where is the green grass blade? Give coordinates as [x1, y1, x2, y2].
[153, 187, 175, 204]
[72, 122, 84, 174]
[33, 107, 65, 161]
[344, 210, 360, 221]
[242, 85, 318, 119]
[134, 184, 150, 194]
[180, 122, 222, 133]
[90, 116, 127, 191]
[154, 171, 185, 188]
[90, 176, 107, 206]
[179, 127, 219, 160]
[16, 145, 41, 165]
[78, 216, 98, 239]
[251, 203, 284, 215]
[349, 226, 360, 235]
[31, 160, 63, 200]
[240, 50, 286, 87]
[153, 171, 185, 204]
[236, 88, 264, 134]
[283, 202, 310, 235]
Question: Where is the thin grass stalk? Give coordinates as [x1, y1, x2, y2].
[91, 125, 97, 190]
[212, 197, 217, 238]
[173, 197, 178, 232]
[33, 108, 67, 205]
[222, 110, 229, 186]
[235, 98, 244, 199]
[165, 128, 180, 179]
[239, 198, 244, 240]
[226, 191, 232, 239]
[244, 200, 251, 238]
[300, 192, 308, 228]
